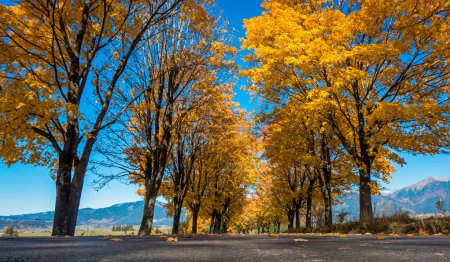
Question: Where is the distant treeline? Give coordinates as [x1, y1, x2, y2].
[112, 224, 134, 232]
[0, 219, 52, 229]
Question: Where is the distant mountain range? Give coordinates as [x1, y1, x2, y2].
[0, 201, 172, 230]
[1, 177, 449, 230]
[334, 177, 450, 219]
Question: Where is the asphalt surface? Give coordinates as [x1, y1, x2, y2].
[0, 234, 449, 262]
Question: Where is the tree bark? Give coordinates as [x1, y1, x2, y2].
[323, 180, 332, 230]
[287, 208, 294, 231]
[322, 185, 332, 231]
[295, 208, 300, 229]
[305, 179, 315, 231]
[67, 174, 84, 236]
[52, 154, 73, 236]
[209, 212, 216, 234]
[172, 200, 183, 235]
[222, 219, 228, 234]
[191, 204, 200, 234]
[213, 213, 222, 234]
[138, 185, 159, 236]
[320, 141, 333, 231]
[359, 162, 373, 222]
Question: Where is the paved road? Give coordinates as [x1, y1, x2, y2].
[0, 235, 448, 261]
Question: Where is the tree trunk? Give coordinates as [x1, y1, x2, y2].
[191, 205, 200, 234]
[209, 212, 215, 234]
[67, 175, 84, 236]
[295, 208, 300, 229]
[172, 201, 183, 235]
[359, 163, 373, 222]
[52, 154, 73, 236]
[287, 209, 294, 231]
[320, 141, 333, 231]
[222, 219, 228, 234]
[322, 188, 332, 231]
[318, 175, 332, 232]
[138, 186, 159, 236]
[356, 101, 374, 222]
[305, 179, 315, 231]
[67, 154, 91, 236]
[213, 213, 222, 234]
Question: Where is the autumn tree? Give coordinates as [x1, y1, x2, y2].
[92, 0, 239, 235]
[161, 83, 237, 235]
[239, 180, 287, 234]
[202, 114, 257, 234]
[183, 106, 242, 234]
[0, 0, 185, 236]
[163, 119, 204, 235]
[243, 0, 450, 221]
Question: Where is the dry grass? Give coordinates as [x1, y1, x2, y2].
[333, 213, 450, 235]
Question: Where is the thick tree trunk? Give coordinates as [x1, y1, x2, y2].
[191, 205, 200, 234]
[67, 155, 91, 236]
[67, 176, 84, 236]
[209, 213, 215, 234]
[305, 179, 315, 231]
[295, 208, 300, 229]
[138, 186, 159, 236]
[287, 209, 294, 231]
[321, 142, 333, 231]
[172, 201, 183, 235]
[52, 154, 74, 236]
[213, 213, 222, 234]
[356, 101, 374, 222]
[318, 173, 332, 232]
[323, 189, 332, 231]
[359, 164, 373, 222]
[222, 219, 228, 234]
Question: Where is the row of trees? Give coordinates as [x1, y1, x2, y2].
[238, 0, 449, 230]
[112, 224, 134, 232]
[0, 0, 257, 236]
[0, 0, 449, 236]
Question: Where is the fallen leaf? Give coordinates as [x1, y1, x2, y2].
[293, 238, 309, 242]
[109, 237, 123, 242]
[167, 237, 178, 242]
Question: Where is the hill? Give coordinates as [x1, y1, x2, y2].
[0, 201, 172, 230]
[334, 177, 450, 219]
[1, 177, 448, 229]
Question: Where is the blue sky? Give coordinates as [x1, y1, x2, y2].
[0, 0, 449, 216]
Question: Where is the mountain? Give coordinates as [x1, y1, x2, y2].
[334, 177, 450, 219]
[0, 201, 173, 230]
[1, 177, 448, 229]
[334, 193, 416, 219]
[385, 177, 450, 214]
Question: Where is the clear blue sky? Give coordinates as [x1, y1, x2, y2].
[0, 0, 449, 216]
